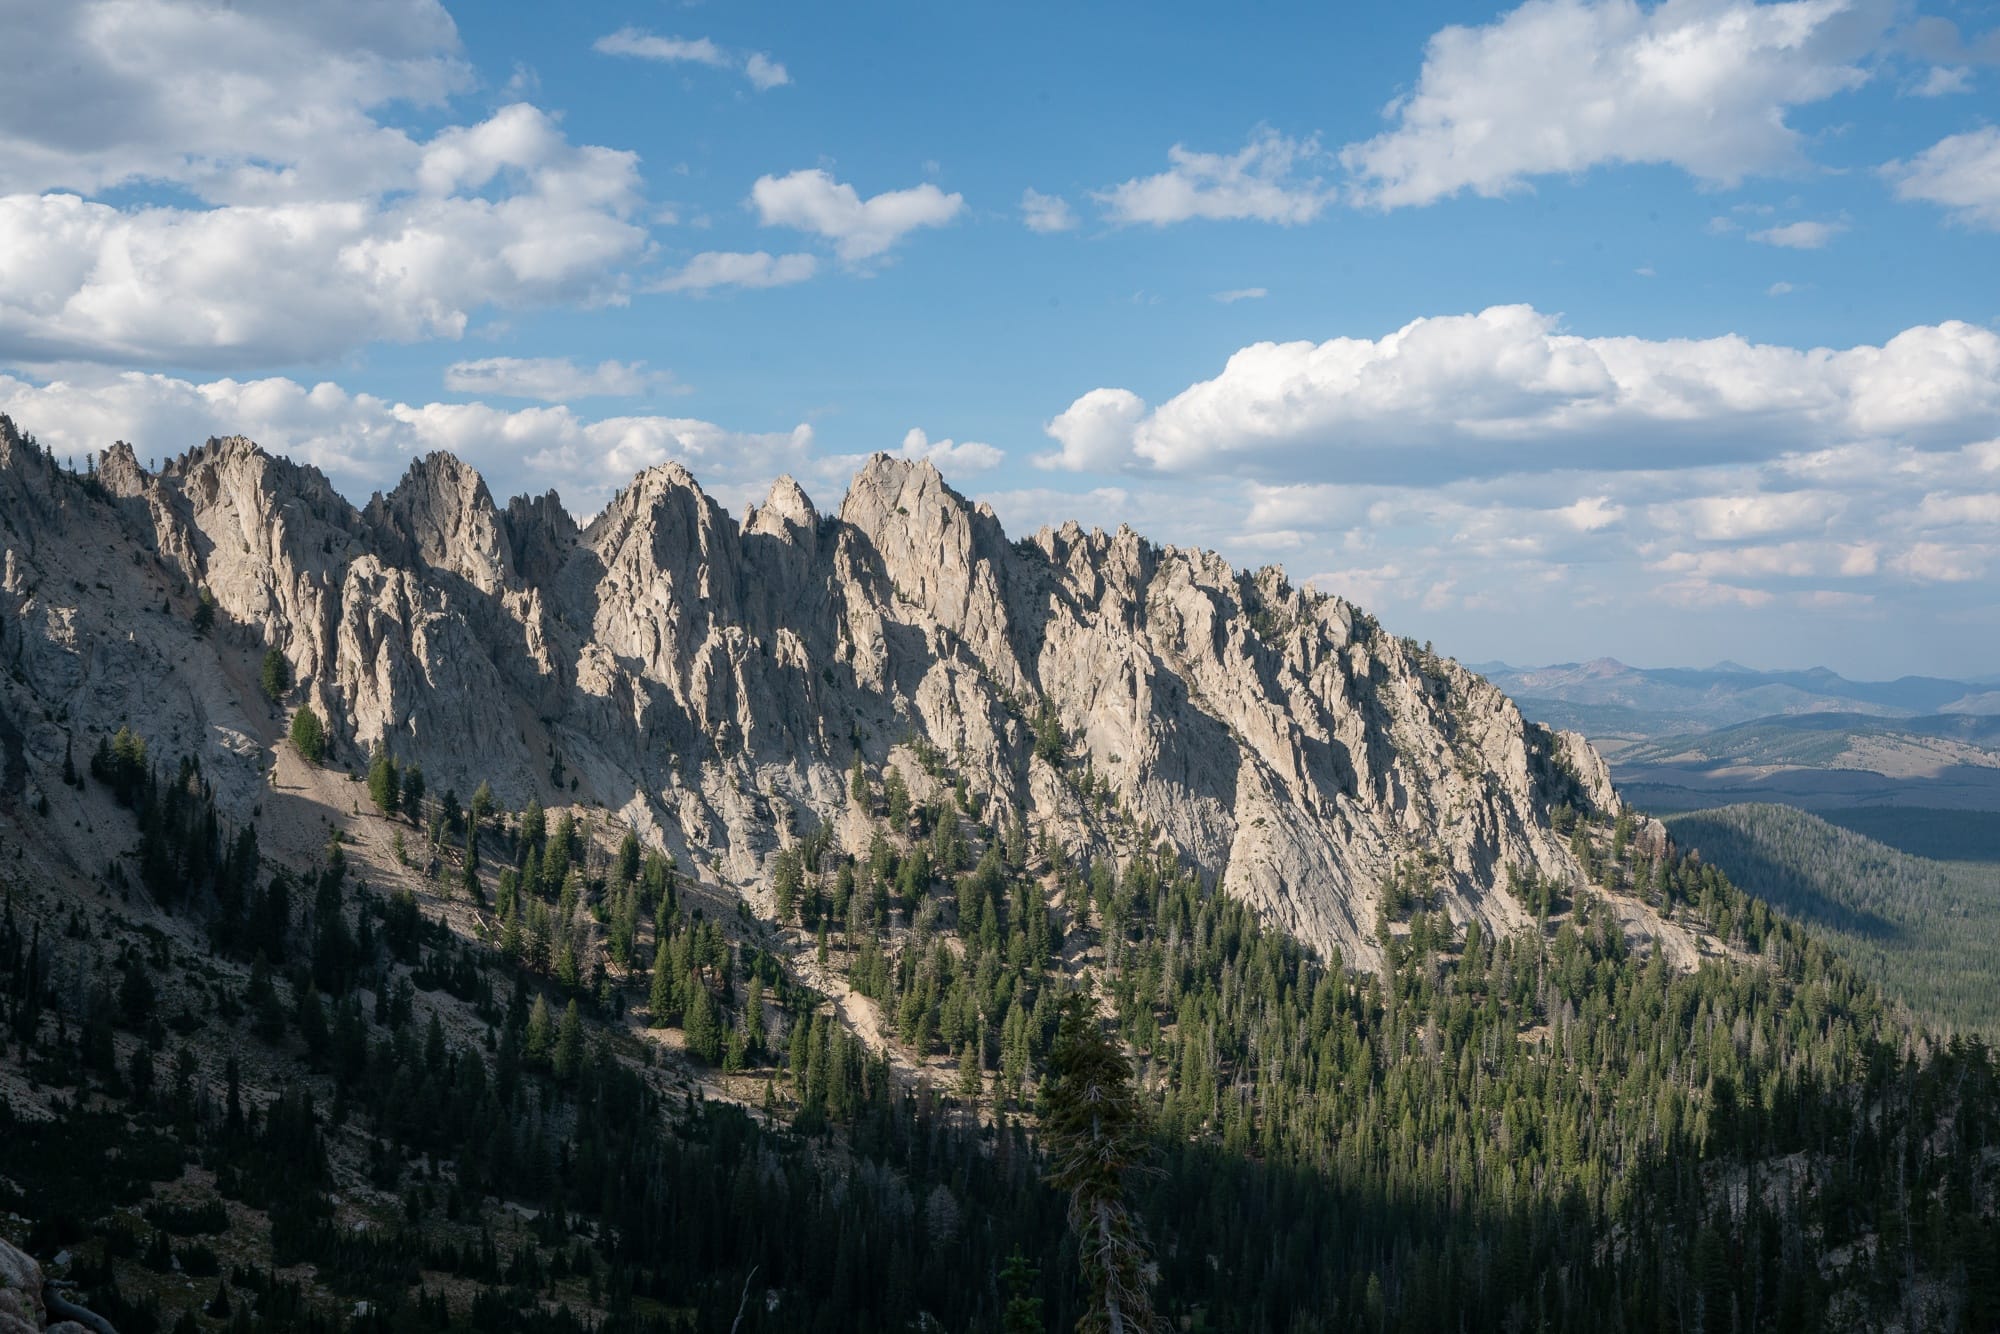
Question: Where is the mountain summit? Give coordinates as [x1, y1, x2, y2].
[0, 415, 1643, 965]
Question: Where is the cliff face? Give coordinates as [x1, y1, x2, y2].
[0, 414, 1625, 964]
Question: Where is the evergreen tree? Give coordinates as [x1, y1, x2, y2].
[524, 995, 553, 1067]
[367, 745, 400, 816]
[191, 586, 216, 636]
[683, 973, 719, 1064]
[259, 649, 289, 701]
[553, 1000, 583, 1081]
[288, 707, 326, 764]
[648, 938, 674, 1026]
[1043, 994, 1157, 1334]
[1001, 1251, 1046, 1334]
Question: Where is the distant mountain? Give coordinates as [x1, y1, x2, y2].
[1480, 657, 1999, 737]
[1611, 713, 2000, 812]
[1482, 660, 2000, 813]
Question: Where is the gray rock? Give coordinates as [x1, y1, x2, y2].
[0, 418, 1642, 967]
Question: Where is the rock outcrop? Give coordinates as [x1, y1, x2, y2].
[0, 1238, 99, 1334]
[0, 414, 1630, 964]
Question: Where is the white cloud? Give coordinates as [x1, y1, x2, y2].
[896, 428, 1004, 472]
[1037, 388, 1148, 471]
[743, 53, 792, 92]
[1095, 129, 1331, 225]
[1892, 542, 1986, 582]
[0, 0, 464, 203]
[593, 28, 789, 91]
[1214, 288, 1268, 304]
[0, 107, 646, 367]
[750, 169, 965, 262]
[1883, 127, 2000, 229]
[1910, 65, 1972, 96]
[1039, 305, 2000, 480]
[0, 367, 812, 512]
[1557, 496, 1626, 531]
[1342, 0, 1881, 208]
[0, 0, 652, 370]
[1750, 219, 1846, 248]
[443, 357, 675, 401]
[1659, 490, 1844, 540]
[1020, 189, 1077, 233]
[1912, 492, 2000, 526]
[1768, 281, 1797, 296]
[652, 251, 819, 293]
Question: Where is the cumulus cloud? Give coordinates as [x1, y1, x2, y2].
[652, 251, 819, 293]
[1751, 219, 1847, 248]
[0, 0, 464, 203]
[0, 105, 647, 367]
[1038, 388, 1148, 472]
[0, 367, 812, 512]
[1037, 305, 2000, 480]
[442, 357, 675, 401]
[1096, 129, 1331, 225]
[1342, 0, 1882, 208]
[1557, 496, 1626, 531]
[750, 170, 964, 262]
[1883, 127, 2000, 229]
[0, 1, 653, 368]
[1654, 490, 1844, 540]
[593, 28, 790, 91]
[894, 428, 1004, 473]
[1020, 189, 1077, 233]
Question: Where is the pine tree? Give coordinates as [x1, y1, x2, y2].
[553, 1000, 583, 1081]
[524, 995, 553, 1067]
[958, 1041, 982, 1101]
[259, 648, 289, 701]
[367, 745, 400, 816]
[289, 706, 326, 764]
[684, 972, 719, 1063]
[192, 586, 216, 636]
[1001, 1250, 1046, 1334]
[1043, 993, 1158, 1334]
[649, 938, 674, 1026]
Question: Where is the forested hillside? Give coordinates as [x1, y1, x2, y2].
[1666, 803, 2000, 1036]
[1, 431, 1998, 1332]
[4, 731, 2000, 1332]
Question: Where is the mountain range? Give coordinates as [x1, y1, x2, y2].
[0, 414, 1635, 967]
[2, 413, 1997, 1332]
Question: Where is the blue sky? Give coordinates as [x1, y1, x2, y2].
[1, 0, 1997, 678]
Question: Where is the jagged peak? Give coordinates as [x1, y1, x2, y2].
[98, 440, 149, 498]
[763, 474, 817, 525]
[745, 474, 819, 545]
[386, 450, 493, 505]
[838, 452, 980, 543]
[623, 459, 704, 502]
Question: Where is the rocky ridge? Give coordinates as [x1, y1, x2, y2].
[0, 413, 1646, 966]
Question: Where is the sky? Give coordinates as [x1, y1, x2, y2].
[0, 0, 1997, 679]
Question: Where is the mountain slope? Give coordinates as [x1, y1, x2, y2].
[1666, 802, 2000, 1035]
[3, 417, 2000, 1331]
[0, 416, 1632, 966]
